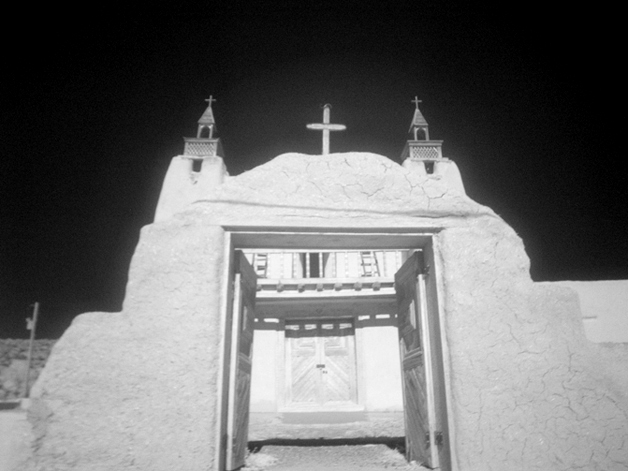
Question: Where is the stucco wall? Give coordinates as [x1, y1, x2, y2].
[438, 221, 628, 470]
[358, 325, 403, 411]
[24, 221, 228, 471]
[554, 280, 628, 343]
[22, 153, 628, 471]
[250, 330, 279, 413]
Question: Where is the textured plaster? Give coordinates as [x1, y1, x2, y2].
[23, 223, 227, 471]
[22, 152, 628, 471]
[189, 152, 490, 227]
[439, 223, 628, 470]
[554, 280, 628, 342]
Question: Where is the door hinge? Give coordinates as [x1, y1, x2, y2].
[425, 431, 443, 448]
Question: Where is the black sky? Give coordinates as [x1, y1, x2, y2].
[1, 6, 626, 338]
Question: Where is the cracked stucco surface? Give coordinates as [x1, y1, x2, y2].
[440, 224, 628, 470]
[23, 224, 226, 471]
[191, 152, 492, 225]
[21, 152, 628, 471]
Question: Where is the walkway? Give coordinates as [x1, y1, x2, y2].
[244, 444, 429, 470]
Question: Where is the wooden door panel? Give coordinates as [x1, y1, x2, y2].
[285, 320, 357, 408]
[288, 337, 319, 404]
[226, 251, 257, 471]
[323, 335, 355, 403]
[323, 355, 351, 402]
[230, 360, 251, 466]
[395, 252, 437, 468]
[402, 349, 430, 461]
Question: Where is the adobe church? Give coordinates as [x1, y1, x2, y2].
[18, 99, 628, 471]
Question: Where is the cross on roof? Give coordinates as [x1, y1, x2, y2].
[205, 95, 216, 106]
[412, 96, 422, 109]
[306, 104, 346, 155]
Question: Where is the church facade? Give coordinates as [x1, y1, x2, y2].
[18, 100, 628, 471]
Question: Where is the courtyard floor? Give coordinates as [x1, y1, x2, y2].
[246, 412, 429, 470]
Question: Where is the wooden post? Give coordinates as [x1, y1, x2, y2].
[318, 253, 323, 277]
[23, 302, 40, 398]
[306, 253, 311, 278]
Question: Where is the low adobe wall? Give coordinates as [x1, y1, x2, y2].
[23, 222, 229, 471]
[553, 280, 628, 343]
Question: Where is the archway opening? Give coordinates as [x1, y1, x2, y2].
[221, 231, 451, 471]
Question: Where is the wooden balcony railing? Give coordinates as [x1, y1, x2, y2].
[243, 250, 405, 282]
[243, 250, 407, 296]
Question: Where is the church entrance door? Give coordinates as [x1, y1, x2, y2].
[395, 251, 449, 469]
[285, 319, 357, 409]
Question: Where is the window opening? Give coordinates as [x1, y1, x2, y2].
[192, 158, 203, 173]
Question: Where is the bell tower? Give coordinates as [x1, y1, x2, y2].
[183, 95, 224, 160]
[400, 98, 465, 192]
[154, 95, 228, 222]
[400, 97, 444, 170]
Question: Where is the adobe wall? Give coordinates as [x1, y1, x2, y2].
[22, 221, 230, 471]
[554, 280, 628, 342]
[21, 153, 628, 471]
[437, 221, 628, 470]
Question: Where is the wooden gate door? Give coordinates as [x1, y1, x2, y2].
[395, 251, 449, 469]
[285, 320, 357, 408]
[226, 251, 257, 471]
[321, 323, 356, 404]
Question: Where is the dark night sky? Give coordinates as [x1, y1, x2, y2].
[1, 6, 626, 339]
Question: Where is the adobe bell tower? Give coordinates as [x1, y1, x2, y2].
[154, 95, 228, 222]
[183, 95, 225, 160]
[400, 97, 444, 165]
[400, 98, 465, 193]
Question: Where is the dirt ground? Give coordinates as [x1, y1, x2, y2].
[244, 444, 430, 471]
[246, 413, 427, 471]
[0, 406, 31, 471]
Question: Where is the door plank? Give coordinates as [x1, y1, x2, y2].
[226, 251, 257, 471]
[395, 252, 438, 467]
[285, 320, 357, 408]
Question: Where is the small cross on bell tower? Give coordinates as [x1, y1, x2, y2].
[197, 95, 217, 138]
[410, 97, 429, 140]
[183, 95, 224, 158]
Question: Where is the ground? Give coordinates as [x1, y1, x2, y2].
[0, 404, 31, 471]
[246, 413, 427, 470]
[244, 444, 429, 471]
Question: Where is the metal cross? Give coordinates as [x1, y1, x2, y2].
[306, 104, 346, 155]
[412, 96, 422, 109]
[205, 95, 216, 106]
